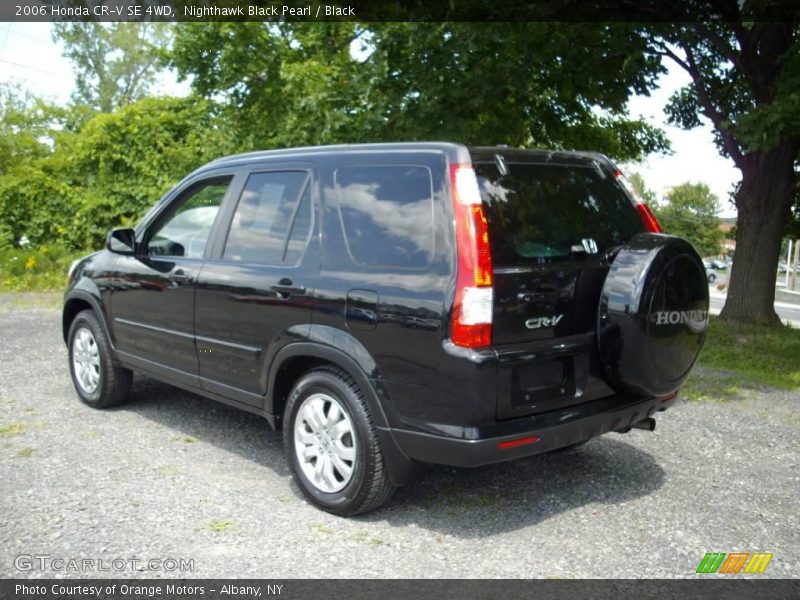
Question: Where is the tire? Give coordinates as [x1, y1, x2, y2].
[283, 366, 395, 516]
[67, 310, 132, 409]
[708, 273, 717, 284]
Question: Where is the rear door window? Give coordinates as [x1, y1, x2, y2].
[335, 165, 434, 269]
[475, 162, 643, 264]
[223, 171, 310, 265]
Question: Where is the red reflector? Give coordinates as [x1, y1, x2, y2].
[497, 436, 540, 450]
[659, 392, 678, 402]
[635, 202, 663, 233]
[451, 320, 492, 348]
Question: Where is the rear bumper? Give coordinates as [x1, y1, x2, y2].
[386, 393, 677, 468]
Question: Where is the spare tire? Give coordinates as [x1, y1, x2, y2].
[597, 233, 709, 397]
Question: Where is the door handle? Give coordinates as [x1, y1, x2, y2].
[271, 279, 306, 297]
[170, 269, 194, 284]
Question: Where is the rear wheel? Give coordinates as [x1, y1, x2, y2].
[283, 366, 395, 516]
[68, 310, 132, 408]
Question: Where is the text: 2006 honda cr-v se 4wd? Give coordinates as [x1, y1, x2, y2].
[63, 143, 708, 515]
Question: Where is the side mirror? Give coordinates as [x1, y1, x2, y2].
[106, 228, 136, 255]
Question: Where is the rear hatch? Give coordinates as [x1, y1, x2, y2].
[470, 149, 646, 418]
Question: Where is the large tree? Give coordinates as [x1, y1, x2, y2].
[170, 14, 800, 323]
[170, 22, 669, 161]
[53, 23, 169, 113]
[645, 12, 799, 323]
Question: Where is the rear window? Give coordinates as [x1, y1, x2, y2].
[224, 171, 309, 265]
[475, 162, 643, 264]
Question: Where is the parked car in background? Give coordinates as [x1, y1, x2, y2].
[710, 259, 727, 270]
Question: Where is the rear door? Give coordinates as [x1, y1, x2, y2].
[194, 164, 319, 406]
[472, 154, 645, 417]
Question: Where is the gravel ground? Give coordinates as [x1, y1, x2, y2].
[0, 306, 798, 579]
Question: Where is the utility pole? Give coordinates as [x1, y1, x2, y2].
[792, 239, 800, 291]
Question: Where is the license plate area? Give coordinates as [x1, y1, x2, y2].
[495, 336, 594, 419]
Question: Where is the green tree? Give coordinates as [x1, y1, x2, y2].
[0, 84, 53, 176]
[53, 23, 169, 113]
[643, 13, 800, 323]
[170, 22, 669, 161]
[0, 85, 64, 248]
[655, 182, 725, 257]
[0, 96, 231, 250]
[627, 172, 658, 205]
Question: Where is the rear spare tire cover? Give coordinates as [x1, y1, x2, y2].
[597, 233, 709, 397]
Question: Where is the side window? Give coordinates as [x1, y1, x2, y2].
[223, 171, 310, 264]
[148, 178, 230, 258]
[335, 165, 434, 269]
[284, 185, 312, 264]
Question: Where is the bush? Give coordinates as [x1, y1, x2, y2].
[0, 244, 83, 292]
[0, 95, 234, 252]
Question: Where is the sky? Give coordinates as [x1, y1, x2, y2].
[0, 22, 740, 218]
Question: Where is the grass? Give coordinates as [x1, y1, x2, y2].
[0, 244, 85, 292]
[156, 465, 179, 477]
[207, 519, 236, 533]
[14, 447, 36, 458]
[0, 422, 25, 436]
[171, 435, 198, 444]
[310, 524, 335, 535]
[682, 316, 800, 401]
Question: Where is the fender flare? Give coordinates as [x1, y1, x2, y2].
[266, 341, 390, 428]
[62, 288, 115, 351]
[266, 341, 422, 486]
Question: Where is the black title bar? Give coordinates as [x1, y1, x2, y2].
[2, 0, 799, 22]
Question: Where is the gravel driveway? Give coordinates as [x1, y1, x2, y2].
[1, 305, 798, 578]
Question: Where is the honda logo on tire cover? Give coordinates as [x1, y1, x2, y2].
[652, 309, 708, 333]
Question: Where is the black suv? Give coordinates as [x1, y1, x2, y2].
[63, 143, 709, 515]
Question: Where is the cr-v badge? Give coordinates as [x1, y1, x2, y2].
[526, 315, 564, 329]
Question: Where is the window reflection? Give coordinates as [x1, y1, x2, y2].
[335, 165, 434, 269]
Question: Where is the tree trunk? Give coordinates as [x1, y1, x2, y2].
[720, 143, 798, 324]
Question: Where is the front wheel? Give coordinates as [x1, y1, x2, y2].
[68, 310, 132, 408]
[283, 366, 395, 516]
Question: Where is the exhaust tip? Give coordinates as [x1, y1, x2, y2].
[631, 417, 656, 432]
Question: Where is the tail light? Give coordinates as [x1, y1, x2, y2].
[635, 202, 663, 233]
[449, 163, 493, 348]
[614, 170, 664, 233]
